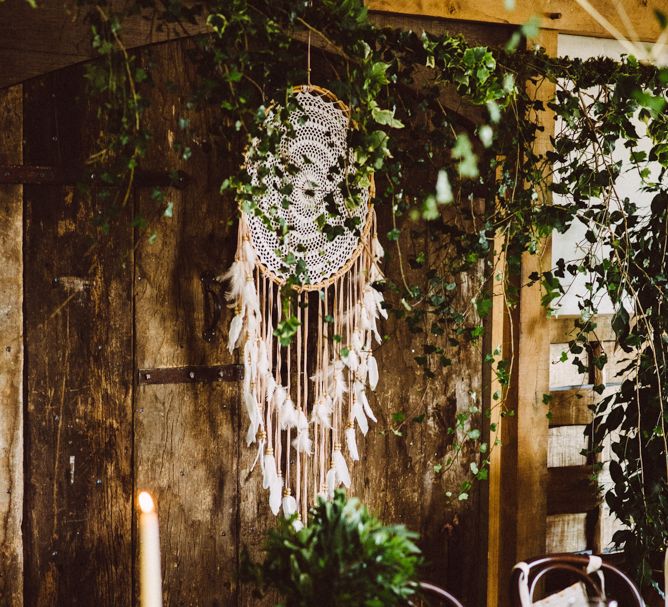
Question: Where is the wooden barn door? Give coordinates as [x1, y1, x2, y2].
[20, 45, 243, 606]
[17, 38, 487, 607]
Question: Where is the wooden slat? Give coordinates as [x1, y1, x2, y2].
[547, 465, 598, 515]
[134, 40, 239, 607]
[23, 67, 133, 606]
[368, 0, 668, 42]
[550, 314, 615, 344]
[0, 85, 24, 607]
[549, 387, 595, 426]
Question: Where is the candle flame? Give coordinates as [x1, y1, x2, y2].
[138, 491, 155, 513]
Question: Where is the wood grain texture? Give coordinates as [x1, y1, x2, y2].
[347, 210, 486, 607]
[549, 387, 596, 426]
[550, 314, 614, 344]
[547, 465, 598, 515]
[367, 0, 667, 42]
[133, 41, 240, 607]
[22, 68, 133, 606]
[512, 30, 557, 567]
[0, 85, 24, 607]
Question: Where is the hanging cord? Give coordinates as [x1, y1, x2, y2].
[307, 30, 312, 88]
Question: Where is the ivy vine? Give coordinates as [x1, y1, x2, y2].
[22, 0, 668, 588]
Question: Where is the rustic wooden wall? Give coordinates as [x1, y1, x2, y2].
[0, 84, 24, 606]
[3, 36, 486, 607]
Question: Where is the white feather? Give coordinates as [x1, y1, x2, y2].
[312, 395, 333, 428]
[372, 235, 384, 261]
[367, 354, 379, 391]
[342, 348, 359, 372]
[279, 397, 298, 429]
[354, 381, 377, 423]
[334, 361, 347, 400]
[282, 494, 297, 518]
[292, 518, 304, 531]
[242, 239, 257, 267]
[352, 401, 369, 435]
[269, 476, 283, 515]
[244, 391, 261, 445]
[245, 311, 259, 341]
[292, 411, 312, 453]
[369, 263, 384, 283]
[263, 453, 277, 490]
[257, 340, 269, 376]
[221, 260, 245, 302]
[351, 330, 364, 353]
[333, 449, 351, 488]
[265, 375, 277, 402]
[345, 426, 359, 461]
[273, 385, 287, 410]
[243, 339, 258, 384]
[326, 467, 337, 498]
[242, 280, 260, 316]
[227, 313, 244, 354]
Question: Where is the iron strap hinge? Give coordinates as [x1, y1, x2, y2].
[137, 364, 243, 385]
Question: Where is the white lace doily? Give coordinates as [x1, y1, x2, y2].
[245, 86, 371, 287]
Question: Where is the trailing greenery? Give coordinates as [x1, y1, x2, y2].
[246, 490, 421, 607]
[23, 0, 668, 588]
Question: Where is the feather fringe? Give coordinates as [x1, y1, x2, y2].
[263, 453, 277, 490]
[326, 467, 337, 498]
[279, 397, 298, 430]
[222, 260, 245, 302]
[352, 401, 369, 435]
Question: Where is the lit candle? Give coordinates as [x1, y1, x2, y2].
[138, 491, 162, 607]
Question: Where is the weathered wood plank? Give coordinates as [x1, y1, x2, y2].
[547, 465, 598, 515]
[22, 68, 133, 606]
[0, 84, 24, 607]
[549, 387, 596, 426]
[133, 40, 240, 607]
[550, 314, 615, 344]
[367, 0, 667, 42]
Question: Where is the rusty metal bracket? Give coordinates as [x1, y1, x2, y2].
[0, 164, 189, 188]
[137, 364, 243, 385]
[201, 272, 225, 343]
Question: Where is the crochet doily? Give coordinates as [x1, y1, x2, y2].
[245, 86, 371, 287]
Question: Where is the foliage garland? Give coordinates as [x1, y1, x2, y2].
[27, 0, 668, 588]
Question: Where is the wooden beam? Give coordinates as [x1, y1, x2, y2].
[368, 0, 668, 43]
[547, 465, 598, 515]
[0, 85, 23, 607]
[550, 314, 615, 344]
[549, 387, 596, 426]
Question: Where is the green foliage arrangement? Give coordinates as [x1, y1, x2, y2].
[249, 490, 421, 607]
[22, 0, 668, 587]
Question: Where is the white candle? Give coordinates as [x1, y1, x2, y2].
[138, 491, 163, 607]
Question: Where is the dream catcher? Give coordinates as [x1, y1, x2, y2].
[222, 84, 386, 527]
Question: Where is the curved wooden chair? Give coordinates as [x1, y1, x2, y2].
[410, 581, 465, 607]
[510, 554, 644, 606]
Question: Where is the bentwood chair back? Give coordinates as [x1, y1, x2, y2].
[413, 581, 465, 607]
[510, 554, 644, 606]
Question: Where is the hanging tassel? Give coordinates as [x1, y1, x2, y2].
[352, 400, 369, 435]
[345, 425, 359, 461]
[227, 309, 244, 354]
[333, 448, 351, 488]
[367, 353, 379, 391]
[282, 491, 298, 518]
[221, 260, 246, 302]
[326, 467, 337, 498]
[269, 475, 283, 516]
[263, 450, 278, 490]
